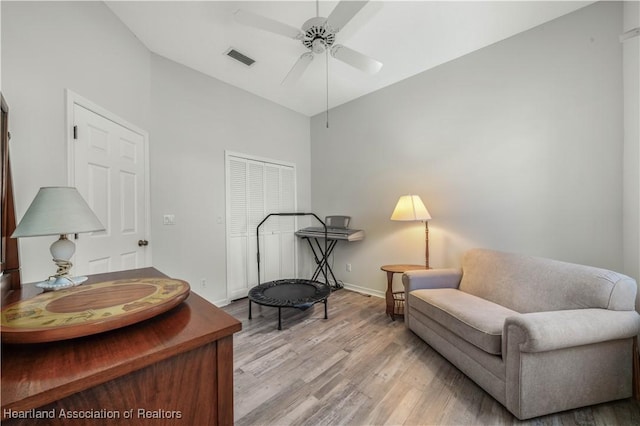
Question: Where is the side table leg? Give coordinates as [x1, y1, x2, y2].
[385, 271, 395, 321]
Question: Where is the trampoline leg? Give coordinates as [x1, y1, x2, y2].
[324, 299, 328, 319]
[249, 300, 252, 320]
[278, 308, 282, 330]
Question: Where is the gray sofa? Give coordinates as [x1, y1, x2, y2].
[402, 248, 640, 420]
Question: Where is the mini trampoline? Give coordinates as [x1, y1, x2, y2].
[248, 213, 331, 330]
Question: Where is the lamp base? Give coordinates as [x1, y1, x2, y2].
[36, 275, 88, 291]
[36, 247, 87, 291]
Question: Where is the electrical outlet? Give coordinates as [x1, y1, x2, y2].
[163, 214, 176, 225]
[201, 279, 206, 288]
[346, 263, 352, 272]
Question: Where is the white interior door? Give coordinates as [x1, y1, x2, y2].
[70, 100, 150, 275]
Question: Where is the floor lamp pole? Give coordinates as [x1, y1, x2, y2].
[425, 221, 429, 269]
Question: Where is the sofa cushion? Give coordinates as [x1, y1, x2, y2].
[409, 288, 518, 355]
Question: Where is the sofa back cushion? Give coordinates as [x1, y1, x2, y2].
[458, 248, 637, 313]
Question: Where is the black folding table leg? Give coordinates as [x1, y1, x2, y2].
[309, 238, 338, 286]
[324, 240, 340, 286]
[306, 238, 327, 282]
[318, 239, 339, 287]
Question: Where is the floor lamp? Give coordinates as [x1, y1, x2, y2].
[391, 195, 432, 269]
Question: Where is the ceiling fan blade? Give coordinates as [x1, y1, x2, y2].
[281, 53, 314, 86]
[330, 45, 382, 74]
[325, 1, 369, 33]
[234, 9, 303, 40]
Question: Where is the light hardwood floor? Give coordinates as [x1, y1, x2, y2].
[222, 289, 640, 425]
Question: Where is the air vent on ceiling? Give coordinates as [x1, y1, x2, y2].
[225, 48, 255, 67]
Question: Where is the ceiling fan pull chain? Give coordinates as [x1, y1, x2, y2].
[326, 49, 330, 128]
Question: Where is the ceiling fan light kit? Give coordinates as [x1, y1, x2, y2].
[302, 17, 336, 53]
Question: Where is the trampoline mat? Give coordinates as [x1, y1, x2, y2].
[248, 279, 330, 309]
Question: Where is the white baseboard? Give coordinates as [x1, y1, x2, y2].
[341, 281, 384, 299]
[213, 298, 231, 307]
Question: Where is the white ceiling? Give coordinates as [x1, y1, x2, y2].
[105, 1, 593, 117]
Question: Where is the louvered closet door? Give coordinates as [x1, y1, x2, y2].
[227, 158, 248, 300]
[246, 160, 265, 288]
[226, 154, 297, 301]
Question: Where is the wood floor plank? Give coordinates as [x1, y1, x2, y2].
[381, 384, 423, 425]
[224, 289, 640, 425]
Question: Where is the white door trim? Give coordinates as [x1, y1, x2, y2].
[225, 150, 297, 169]
[65, 89, 152, 266]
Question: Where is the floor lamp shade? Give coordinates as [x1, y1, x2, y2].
[12, 187, 105, 290]
[390, 195, 431, 222]
[390, 195, 431, 269]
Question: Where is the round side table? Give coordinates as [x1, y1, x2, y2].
[380, 264, 428, 320]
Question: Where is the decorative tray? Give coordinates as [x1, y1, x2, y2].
[0, 277, 190, 344]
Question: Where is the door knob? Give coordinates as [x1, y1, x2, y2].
[138, 239, 149, 247]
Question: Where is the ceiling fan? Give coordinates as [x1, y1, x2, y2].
[234, 0, 383, 86]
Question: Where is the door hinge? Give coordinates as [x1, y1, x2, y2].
[7, 131, 11, 140]
[73, 125, 78, 139]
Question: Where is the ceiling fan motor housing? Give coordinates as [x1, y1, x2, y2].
[302, 17, 335, 53]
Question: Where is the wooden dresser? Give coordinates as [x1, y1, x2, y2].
[1, 267, 242, 425]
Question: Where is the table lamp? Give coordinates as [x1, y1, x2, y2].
[12, 186, 105, 291]
[391, 195, 432, 268]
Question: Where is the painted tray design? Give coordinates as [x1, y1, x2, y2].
[1, 277, 190, 344]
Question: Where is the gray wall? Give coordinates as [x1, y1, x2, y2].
[2, 1, 151, 283]
[623, 1, 640, 310]
[310, 1, 628, 296]
[3, 1, 637, 305]
[149, 54, 311, 303]
[2, 1, 311, 304]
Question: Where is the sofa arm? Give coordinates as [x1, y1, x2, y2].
[402, 269, 462, 328]
[402, 268, 462, 292]
[504, 309, 640, 354]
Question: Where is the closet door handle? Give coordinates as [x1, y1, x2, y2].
[138, 240, 149, 247]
